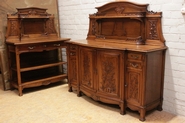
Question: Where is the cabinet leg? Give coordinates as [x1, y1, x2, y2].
[139, 109, 146, 121]
[157, 104, 163, 111]
[77, 90, 82, 97]
[18, 86, 23, 96]
[120, 103, 126, 115]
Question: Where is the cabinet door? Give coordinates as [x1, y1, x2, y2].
[68, 45, 78, 89]
[96, 50, 124, 99]
[125, 69, 142, 106]
[79, 47, 96, 91]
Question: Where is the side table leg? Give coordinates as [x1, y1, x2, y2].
[18, 86, 23, 96]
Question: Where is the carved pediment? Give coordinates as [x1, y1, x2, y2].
[87, 1, 165, 46]
[16, 7, 51, 18]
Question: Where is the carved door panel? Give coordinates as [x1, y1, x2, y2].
[79, 47, 96, 91]
[125, 69, 142, 106]
[68, 58, 78, 84]
[96, 50, 124, 99]
[68, 44, 78, 90]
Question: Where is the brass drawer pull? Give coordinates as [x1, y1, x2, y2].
[70, 52, 76, 56]
[130, 63, 138, 68]
[28, 46, 35, 50]
[53, 44, 61, 47]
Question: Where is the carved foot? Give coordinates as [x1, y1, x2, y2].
[139, 109, 146, 122]
[18, 91, 23, 96]
[157, 105, 163, 111]
[18, 87, 23, 96]
[77, 91, 82, 97]
[139, 117, 146, 122]
[120, 110, 126, 115]
[120, 103, 126, 115]
[68, 87, 73, 92]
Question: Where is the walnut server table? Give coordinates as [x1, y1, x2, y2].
[6, 38, 70, 96]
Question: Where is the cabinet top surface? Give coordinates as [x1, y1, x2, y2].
[67, 39, 167, 52]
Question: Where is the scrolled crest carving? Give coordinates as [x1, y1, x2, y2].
[115, 6, 125, 14]
[147, 10, 157, 14]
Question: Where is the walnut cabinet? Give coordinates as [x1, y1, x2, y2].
[67, 1, 167, 121]
[68, 44, 166, 121]
[5, 7, 70, 96]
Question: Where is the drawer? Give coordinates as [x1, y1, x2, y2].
[42, 42, 64, 49]
[127, 52, 143, 60]
[69, 51, 76, 56]
[17, 42, 64, 52]
[127, 61, 142, 69]
[17, 44, 42, 52]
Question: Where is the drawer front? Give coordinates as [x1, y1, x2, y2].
[127, 61, 142, 69]
[17, 42, 65, 52]
[127, 52, 143, 60]
[69, 52, 76, 56]
[69, 45, 78, 58]
[18, 44, 42, 52]
[69, 45, 77, 51]
[45, 42, 64, 49]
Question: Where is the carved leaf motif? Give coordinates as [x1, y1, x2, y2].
[46, 19, 56, 34]
[92, 19, 96, 35]
[129, 73, 139, 101]
[71, 60, 77, 81]
[82, 52, 91, 86]
[10, 21, 18, 36]
[101, 57, 116, 93]
[149, 20, 158, 39]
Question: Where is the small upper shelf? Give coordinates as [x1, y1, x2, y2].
[87, 1, 165, 46]
[6, 7, 57, 42]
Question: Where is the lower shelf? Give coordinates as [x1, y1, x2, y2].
[11, 74, 67, 96]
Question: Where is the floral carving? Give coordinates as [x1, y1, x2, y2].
[82, 52, 91, 87]
[92, 19, 96, 35]
[149, 20, 158, 39]
[71, 60, 77, 81]
[10, 21, 18, 36]
[46, 19, 56, 34]
[129, 73, 139, 101]
[100, 58, 116, 93]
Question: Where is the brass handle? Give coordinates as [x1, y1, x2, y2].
[70, 52, 76, 56]
[53, 44, 61, 47]
[130, 63, 138, 68]
[28, 46, 35, 49]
